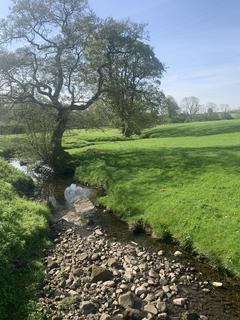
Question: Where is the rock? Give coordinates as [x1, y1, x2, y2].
[113, 315, 124, 320]
[119, 292, 137, 309]
[156, 301, 167, 313]
[200, 316, 208, 320]
[79, 253, 88, 261]
[108, 258, 122, 269]
[148, 268, 158, 278]
[100, 313, 111, 320]
[144, 303, 158, 315]
[135, 285, 147, 296]
[212, 282, 223, 288]
[162, 285, 170, 293]
[173, 298, 187, 306]
[124, 308, 145, 319]
[158, 250, 164, 256]
[95, 228, 104, 236]
[47, 258, 59, 270]
[74, 198, 95, 215]
[91, 265, 113, 282]
[174, 251, 183, 257]
[159, 313, 168, 319]
[80, 301, 98, 315]
[91, 253, 100, 261]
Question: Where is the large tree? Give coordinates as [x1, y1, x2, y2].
[95, 19, 165, 137]
[0, 0, 165, 170]
[0, 0, 105, 171]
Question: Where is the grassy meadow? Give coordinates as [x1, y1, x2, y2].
[67, 119, 240, 275]
[0, 156, 50, 319]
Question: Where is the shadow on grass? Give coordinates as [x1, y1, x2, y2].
[142, 121, 240, 138]
[74, 144, 240, 220]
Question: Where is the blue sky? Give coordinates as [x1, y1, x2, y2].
[1, 0, 240, 107]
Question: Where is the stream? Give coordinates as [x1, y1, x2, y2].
[10, 159, 240, 319]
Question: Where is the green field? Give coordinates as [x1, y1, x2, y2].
[0, 156, 50, 319]
[68, 119, 240, 275]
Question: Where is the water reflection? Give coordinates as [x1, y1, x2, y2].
[64, 183, 92, 203]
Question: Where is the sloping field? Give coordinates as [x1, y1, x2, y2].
[69, 119, 240, 275]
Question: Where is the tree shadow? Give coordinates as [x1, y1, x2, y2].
[142, 120, 240, 138]
[75, 144, 240, 218]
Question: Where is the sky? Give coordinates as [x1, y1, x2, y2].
[0, 0, 240, 108]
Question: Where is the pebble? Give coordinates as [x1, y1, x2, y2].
[37, 218, 219, 319]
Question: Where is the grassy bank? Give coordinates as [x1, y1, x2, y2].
[69, 119, 240, 275]
[0, 157, 50, 320]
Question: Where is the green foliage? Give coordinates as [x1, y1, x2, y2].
[0, 157, 50, 320]
[71, 119, 240, 275]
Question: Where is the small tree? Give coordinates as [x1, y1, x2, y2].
[14, 104, 57, 162]
[181, 96, 200, 122]
[163, 95, 180, 122]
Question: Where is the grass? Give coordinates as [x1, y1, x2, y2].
[68, 119, 240, 276]
[0, 156, 50, 320]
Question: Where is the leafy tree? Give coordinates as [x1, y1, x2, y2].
[94, 19, 165, 136]
[0, 0, 105, 172]
[163, 95, 180, 122]
[181, 96, 200, 122]
[0, 1, 165, 168]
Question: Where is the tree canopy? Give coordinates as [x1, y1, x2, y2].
[0, 0, 165, 171]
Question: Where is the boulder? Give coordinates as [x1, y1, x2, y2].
[80, 301, 98, 315]
[90, 265, 113, 282]
[119, 292, 137, 309]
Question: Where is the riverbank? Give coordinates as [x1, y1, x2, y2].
[68, 120, 240, 276]
[0, 156, 50, 319]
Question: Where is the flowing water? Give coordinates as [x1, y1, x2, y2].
[10, 159, 240, 319]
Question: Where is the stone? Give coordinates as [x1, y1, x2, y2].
[212, 282, 223, 288]
[162, 285, 170, 293]
[158, 250, 164, 256]
[108, 258, 121, 269]
[91, 253, 100, 261]
[80, 301, 98, 315]
[79, 253, 88, 261]
[100, 313, 111, 320]
[159, 313, 168, 319]
[156, 301, 167, 313]
[149, 269, 158, 278]
[119, 292, 136, 309]
[74, 198, 95, 215]
[124, 308, 145, 320]
[174, 251, 183, 257]
[135, 285, 147, 296]
[173, 298, 187, 306]
[47, 258, 59, 270]
[144, 304, 158, 315]
[95, 229, 104, 236]
[91, 265, 113, 283]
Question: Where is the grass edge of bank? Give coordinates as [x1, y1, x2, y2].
[0, 156, 51, 320]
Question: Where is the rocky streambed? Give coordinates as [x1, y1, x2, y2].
[9, 160, 240, 319]
[37, 203, 240, 320]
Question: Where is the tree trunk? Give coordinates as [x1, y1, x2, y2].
[50, 108, 72, 173]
